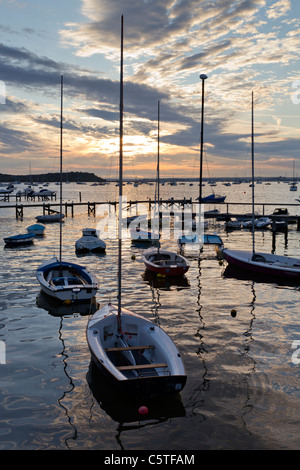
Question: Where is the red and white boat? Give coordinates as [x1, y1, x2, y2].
[222, 249, 300, 279]
[222, 92, 300, 280]
[142, 248, 190, 277]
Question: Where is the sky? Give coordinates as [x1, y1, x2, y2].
[0, 0, 300, 179]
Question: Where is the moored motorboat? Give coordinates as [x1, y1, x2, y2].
[75, 228, 106, 254]
[225, 217, 242, 230]
[36, 213, 64, 223]
[254, 217, 272, 229]
[34, 188, 56, 197]
[4, 233, 35, 247]
[199, 193, 226, 203]
[0, 187, 14, 195]
[242, 217, 271, 229]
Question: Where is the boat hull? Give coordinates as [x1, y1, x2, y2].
[36, 257, 98, 301]
[142, 248, 190, 277]
[4, 234, 35, 247]
[36, 214, 64, 223]
[86, 304, 187, 399]
[222, 249, 300, 279]
[27, 224, 45, 236]
[75, 246, 106, 254]
[75, 229, 106, 254]
[200, 194, 226, 203]
[90, 354, 186, 398]
[75, 241, 106, 254]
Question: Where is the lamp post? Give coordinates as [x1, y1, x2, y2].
[199, 73, 207, 205]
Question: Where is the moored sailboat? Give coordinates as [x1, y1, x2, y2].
[178, 73, 223, 252]
[36, 76, 98, 301]
[221, 92, 300, 280]
[142, 247, 190, 277]
[141, 100, 190, 276]
[86, 17, 187, 398]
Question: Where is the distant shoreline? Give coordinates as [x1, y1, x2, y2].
[0, 172, 296, 183]
[0, 171, 106, 183]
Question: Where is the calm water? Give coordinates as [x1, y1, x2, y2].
[0, 181, 299, 450]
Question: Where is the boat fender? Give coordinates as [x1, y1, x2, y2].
[138, 406, 148, 415]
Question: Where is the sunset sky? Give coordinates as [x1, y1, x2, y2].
[0, 0, 300, 179]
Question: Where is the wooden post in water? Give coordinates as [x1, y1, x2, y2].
[16, 204, 23, 220]
[88, 202, 96, 217]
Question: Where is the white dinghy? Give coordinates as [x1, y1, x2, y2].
[87, 17, 187, 398]
[87, 303, 186, 398]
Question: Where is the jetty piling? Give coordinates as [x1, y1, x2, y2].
[1, 199, 300, 235]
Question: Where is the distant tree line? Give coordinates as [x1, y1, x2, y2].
[0, 172, 106, 183]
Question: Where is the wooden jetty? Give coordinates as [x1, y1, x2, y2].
[0, 197, 299, 230]
[0, 193, 57, 203]
[0, 197, 192, 220]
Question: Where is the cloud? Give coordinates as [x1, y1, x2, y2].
[0, 0, 300, 177]
[267, 0, 291, 19]
[0, 122, 42, 155]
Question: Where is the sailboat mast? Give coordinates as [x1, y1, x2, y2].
[199, 74, 207, 242]
[117, 15, 123, 330]
[251, 91, 255, 257]
[199, 74, 207, 204]
[157, 100, 160, 256]
[59, 75, 63, 266]
[157, 100, 160, 211]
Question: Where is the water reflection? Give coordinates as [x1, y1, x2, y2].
[240, 281, 256, 429]
[36, 290, 100, 448]
[86, 361, 185, 450]
[36, 290, 99, 317]
[142, 270, 190, 290]
[223, 264, 300, 289]
[57, 315, 77, 449]
[184, 257, 209, 421]
[147, 280, 161, 326]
